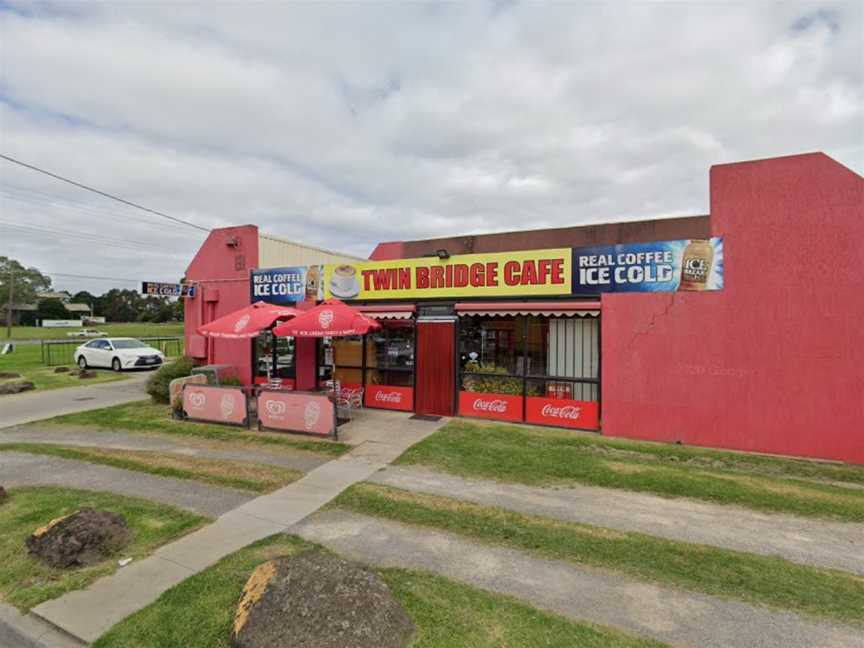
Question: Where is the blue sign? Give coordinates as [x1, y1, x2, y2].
[250, 266, 321, 304]
[142, 282, 195, 298]
[572, 238, 724, 294]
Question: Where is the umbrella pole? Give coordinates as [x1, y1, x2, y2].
[271, 330, 278, 384]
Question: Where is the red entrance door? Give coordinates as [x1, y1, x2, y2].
[415, 321, 455, 416]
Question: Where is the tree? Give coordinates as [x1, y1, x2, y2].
[37, 298, 68, 321]
[173, 297, 184, 322]
[98, 289, 143, 323]
[0, 257, 52, 308]
[72, 290, 96, 306]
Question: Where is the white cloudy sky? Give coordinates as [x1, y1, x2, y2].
[1, 1, 862, 294]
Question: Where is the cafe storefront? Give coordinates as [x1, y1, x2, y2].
[185, 154, 864, 464]
[244, 239, 721, 431]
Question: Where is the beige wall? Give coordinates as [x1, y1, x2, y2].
[258, 234, 364, 268]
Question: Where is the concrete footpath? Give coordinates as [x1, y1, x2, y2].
[0, 374, 149, 429]
[30, 412, 445, 644]
[295, 510, 864, 648]
[369, 465, 864, 576]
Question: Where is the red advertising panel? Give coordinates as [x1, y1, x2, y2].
[365, 385, 414, 411]
[257, 391, 335, 437]
[525, 397, 599, 430]
[183, 385, 247, 425]
[458, 391, 523, 422]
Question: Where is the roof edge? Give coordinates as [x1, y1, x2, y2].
[258, 232, 366, 261]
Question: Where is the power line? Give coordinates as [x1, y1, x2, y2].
[1, 185, 198, 234]
[1, 221, 155, 251]
[44, 271, 172, 284]
[0, 153, 211, 233]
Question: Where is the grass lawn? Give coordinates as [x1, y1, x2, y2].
[3, 322, 184, 342]
[0, 486, 208, 610]
[333, 484, 864, 626]
[0, 444, 302, 493]
[0, 343, 129, 391]
[92, 534, 665, 648]
[397, 420, 864, 521]
[51, 401, 351, 457]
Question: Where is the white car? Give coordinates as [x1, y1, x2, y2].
[66, 329, 108, 338]
[74, 338, 165, 372]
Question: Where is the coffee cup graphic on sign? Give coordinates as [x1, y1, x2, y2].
[329, 265, 361, 299]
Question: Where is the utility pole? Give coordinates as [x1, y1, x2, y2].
[5, 269, 14, 338]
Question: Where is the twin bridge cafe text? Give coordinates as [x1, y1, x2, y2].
[362, 258, 567, 291]
[578, 250, 675, 286]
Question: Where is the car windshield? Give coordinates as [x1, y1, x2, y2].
[112, 339, 148, 349]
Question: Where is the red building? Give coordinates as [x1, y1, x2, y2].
[184, 152, 863, 464]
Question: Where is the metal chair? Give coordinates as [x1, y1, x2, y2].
[336, 386, 363, 421]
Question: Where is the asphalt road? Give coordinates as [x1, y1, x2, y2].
[297, 510, 864, 648]
[0, 372, 150, 429]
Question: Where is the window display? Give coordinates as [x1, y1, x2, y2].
[458, 314, 600, 428]
[327, 321, 415, 410]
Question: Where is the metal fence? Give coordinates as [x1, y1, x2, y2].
[42, 336, 184, 367]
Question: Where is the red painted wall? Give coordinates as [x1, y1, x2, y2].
[602, 153, 864, 464]
[184, 225, 259, 385]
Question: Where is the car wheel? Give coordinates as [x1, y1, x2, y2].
[112, 357, 122, 372]
[77, 355, 88, 369]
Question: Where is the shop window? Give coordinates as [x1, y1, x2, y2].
[324, 321, 416, 410]
[458, 315, 526, 377]
[368, 322, 415, 373]
[254, 332, 295, 385]
[458, 313, 600, 429]
[330, 335, 366, 386]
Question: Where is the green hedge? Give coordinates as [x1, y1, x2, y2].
[146, 357, 195, 404]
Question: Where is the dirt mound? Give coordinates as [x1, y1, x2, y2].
[0, 486, 7, 504]
[232, 551, 414, 648]
[53, 366, 70, 373]
[0, 371, 21, 379]
[77, 370, 98, 379]
[0, 381, 35, 395]
[26, 508, 132, 568]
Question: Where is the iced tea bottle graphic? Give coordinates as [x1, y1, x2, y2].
[679, 239, 714, 290]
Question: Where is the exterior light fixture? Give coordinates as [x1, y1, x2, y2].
[436, 249, 450, 260]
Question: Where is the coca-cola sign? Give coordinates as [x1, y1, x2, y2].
[376, 391, 402, 403]
[526, 397, 599, 430]
[458, 391, 522, 422]
[365, 385, 413, 411]
[540, 403, 581, 420]
[472, 398, 508, 413]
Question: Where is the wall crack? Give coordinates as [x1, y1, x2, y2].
[626, 293, 677, 350]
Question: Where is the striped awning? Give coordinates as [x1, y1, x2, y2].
[359, 305, 416, 320]
[455, 301, 601, 318]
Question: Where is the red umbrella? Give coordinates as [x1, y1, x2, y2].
[197, 301, 301, 339]
[273, 299, 381, 337]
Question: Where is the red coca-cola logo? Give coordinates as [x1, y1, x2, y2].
[374, 390, 402, 403]
[472, 398, 509, 413]
[541, 403, 581, 420]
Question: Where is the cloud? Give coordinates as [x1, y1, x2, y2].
[1, 1, 861, 293]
